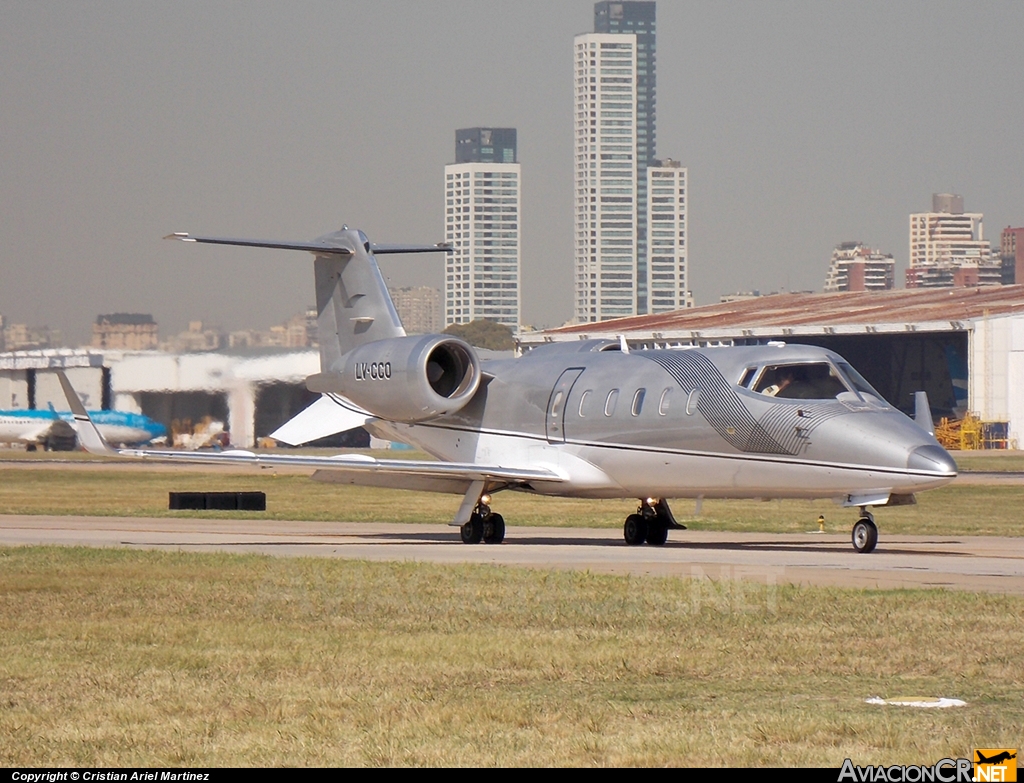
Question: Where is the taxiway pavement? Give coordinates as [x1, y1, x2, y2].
[2, 514, 1022, 595]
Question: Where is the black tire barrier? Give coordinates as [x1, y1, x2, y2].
[168, 491, 266, 511]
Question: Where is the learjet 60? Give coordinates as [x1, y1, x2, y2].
[60, 227, 957, 553]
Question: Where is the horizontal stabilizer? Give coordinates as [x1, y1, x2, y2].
[165, 235, 452, 257]
[369, 243, 453, 255]
[165, 233, 353, 255]
[270, 394, 370, 446]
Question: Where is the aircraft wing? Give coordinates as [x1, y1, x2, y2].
[270, 394, 371, 446]
[57, 372, 562, 489]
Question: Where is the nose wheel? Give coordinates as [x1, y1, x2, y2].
[851, 512, 878, 553]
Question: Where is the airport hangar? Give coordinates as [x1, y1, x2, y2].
[519, 286, 1024, 447]
[0, 348, 332, 448]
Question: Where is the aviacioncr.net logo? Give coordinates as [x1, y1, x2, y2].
[838, 758, 973, 782]
[973, 749, 1017, 783]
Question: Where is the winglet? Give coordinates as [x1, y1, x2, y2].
[56, 371, 118, 456]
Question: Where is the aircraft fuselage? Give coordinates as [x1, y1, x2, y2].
[372, 341, 957, 503]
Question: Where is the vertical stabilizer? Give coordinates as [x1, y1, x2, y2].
[312, 228, 405, 373]
[165, 226, 452, 373]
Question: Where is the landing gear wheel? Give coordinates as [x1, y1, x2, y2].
[645, 521, 669, 546]
[624, 514, 648, 546]
[851, 518, 878, 553]
[483, 513, 505, 544]
[461, 516, 484, 544]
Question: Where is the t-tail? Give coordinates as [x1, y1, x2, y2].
[166, 227, 451, 373]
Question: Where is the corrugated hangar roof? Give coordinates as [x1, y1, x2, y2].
[542, 286, 1024, 337]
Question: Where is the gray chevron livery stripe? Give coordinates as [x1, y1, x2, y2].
[643, 351, 847, 456]
[753, 400, 848, 454]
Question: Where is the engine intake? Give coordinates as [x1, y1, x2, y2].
[310, 335, 482, 422]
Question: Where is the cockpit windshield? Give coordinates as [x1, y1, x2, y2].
[835, 361, 885, 401]
[752, 363, 848, 400]
[748, 360, 887, 404]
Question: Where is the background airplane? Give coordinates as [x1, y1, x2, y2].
[0, 406, 166, 449]
[61, 227, 957, 553]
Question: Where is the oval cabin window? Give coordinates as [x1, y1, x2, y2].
[604, 389, 619, 416]
[631, 388, 646, 416]
[658, 388, 671, 415]
[686, 388, 700, 415]
[578, 389, 591, 417]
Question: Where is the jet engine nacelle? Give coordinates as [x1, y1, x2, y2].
[308, 335, 482, 422]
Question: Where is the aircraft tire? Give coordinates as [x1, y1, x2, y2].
[623, 514, 647, 546]
[645, 522, 669, 546]
[483, 513, 505, 544]
[851, 518, 878, 553]
[461, 516, 484, 544]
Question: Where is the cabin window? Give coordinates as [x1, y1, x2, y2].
[631, 388, 646, 416]
[550, 390, 565, 417]
[578, 389, 591, 417]
[685, 388, 700, 415]
[658, 388, 671, 415]
[754, 363, 847, 400]
[604, 389, 619, 416]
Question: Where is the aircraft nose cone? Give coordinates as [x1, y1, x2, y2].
[907, 445, 957, 476]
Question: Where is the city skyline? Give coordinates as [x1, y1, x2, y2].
[2, 2, 1023, 342]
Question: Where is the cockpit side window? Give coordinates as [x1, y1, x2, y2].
[738, 367, 758, 388]
[754, 363, 848, 400]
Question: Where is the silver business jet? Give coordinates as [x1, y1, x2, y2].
[60, 227, 957, 553]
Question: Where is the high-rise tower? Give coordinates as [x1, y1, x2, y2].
[444, 128, 521, 329]
[575, 3, 658, 322]
[594, 1, 656, 314]
[573, 33, 639, 321]
[646, 158, 690, 311]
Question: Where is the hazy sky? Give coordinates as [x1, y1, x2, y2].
[2, 1, 1023, 343]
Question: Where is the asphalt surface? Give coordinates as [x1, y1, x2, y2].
[3, 514, 1023, 595]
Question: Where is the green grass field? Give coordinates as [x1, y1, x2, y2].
[1, 464, 1021, 537]
[1, 460, 1021, 766]
[1, 547, 1021, 767]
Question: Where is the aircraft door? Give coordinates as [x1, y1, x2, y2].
[545, 368, 585, 443]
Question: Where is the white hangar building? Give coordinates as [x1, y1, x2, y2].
[0, 348, 320, 448]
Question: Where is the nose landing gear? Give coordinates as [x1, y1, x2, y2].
[851, 509, 878, 553]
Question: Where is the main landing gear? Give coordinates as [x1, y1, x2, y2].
[623, 498, 683, 546]
[851, 508, 878, 553]
[460, 498, 505, 545]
